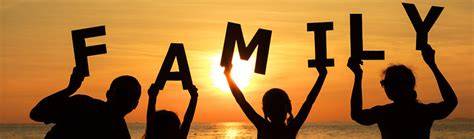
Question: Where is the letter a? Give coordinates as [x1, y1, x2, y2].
[155, 43, 193, 90]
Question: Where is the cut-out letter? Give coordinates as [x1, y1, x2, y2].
[155, 43, 193, 90]
[350, 14, 385, 63]
[220, 22, 272, 74]
[402, 3, 443, 50]
[71, 26, 107, 76]
[307, 22, 334, 67]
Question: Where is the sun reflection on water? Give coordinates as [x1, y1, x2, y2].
[221, 122, 245, 139]
[224, 128, 239, 139]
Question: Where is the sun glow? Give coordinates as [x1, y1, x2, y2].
[211, 54, 255, 92]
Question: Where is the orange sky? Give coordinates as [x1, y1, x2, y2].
[1, 0, 472, 123]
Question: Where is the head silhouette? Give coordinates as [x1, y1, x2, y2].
[381, 65, 417, 103]
[106, 75, 141, 116]
[262, 88, 294, 124]
[150, 110, 181, 138]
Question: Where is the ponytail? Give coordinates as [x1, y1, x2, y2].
[287, 112, 294, 124]
[286, 101, 294, 124]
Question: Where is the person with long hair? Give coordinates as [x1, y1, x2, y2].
[145, 84, 198, 139]
[224, 64, 327, 139]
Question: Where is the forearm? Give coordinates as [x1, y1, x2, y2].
[308, 74, 327, 101]
[225, 74, 263, 125]
[53, 86, 78, 97]
[146, 96, 157, 122]
[39, 87, 77, 107]
[30, 87, 76, 122]
[225, 75, 246, 102]
[429, 64, 458, 107]
[146, 96, 157, 137]
[294, 74, 326, 127]
[300, 74, 326, 114]
[181, 96, 198, 137]
[350, 75, 363, 118]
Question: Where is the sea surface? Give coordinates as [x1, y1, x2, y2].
[1, 120, 473, 139]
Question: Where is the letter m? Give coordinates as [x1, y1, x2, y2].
[220, 22, 272, 74]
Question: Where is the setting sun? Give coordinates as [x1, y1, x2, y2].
[211, 54, 256, 92]
[1, 0, 472, 138]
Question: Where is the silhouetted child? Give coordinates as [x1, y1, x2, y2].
[224, 64, 327, 139]
[30, 67, 141, 139]
[145, 84, 198, 139]
[347, 44, 458, 139]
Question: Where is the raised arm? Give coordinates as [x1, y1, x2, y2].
[422, 44, 458, 119]
[180, 85, 198, 137]
[290, 65, 327, 130]
[30, 67, 84, 123]
[145, 84, 159, 139]
[224, 65, 266, 128]
[348, 58, 378, 125]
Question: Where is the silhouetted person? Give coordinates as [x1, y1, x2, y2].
[224, 64, 327, 139]
[145, 84, 198, 139]
[348, 44, 458, 139]
[30, 67, 141, 139]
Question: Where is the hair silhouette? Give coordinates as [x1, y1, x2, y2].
[224, 64, 327, 139]
[262, 88, 294, 124]
[30, 67, 141, 139]
[381, 65, 417, 103]
[145, 84, 198, 139]
[348, 44, 458, 139]
[107, 75, 142, 116]
[148, 110, 181, 138]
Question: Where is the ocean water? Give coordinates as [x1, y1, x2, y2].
[1, 120, 473, 139]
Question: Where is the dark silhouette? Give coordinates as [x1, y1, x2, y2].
[30, 67, 141, 139]
[224, 64, 327, 139]
[402, 3, 444, 50]
[155, 43, 194, 90]
[220, 22, 272, 74]
[71, 25, 107, 77]
[307, 21, 335, 67]
[145, 83, 198, 139]
[349, 14, 385, 61]
[348, 44, 458, 139]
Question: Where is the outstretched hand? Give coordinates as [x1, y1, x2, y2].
[148, 83, 160, 97]
[347, 57, 363, 77]
[188, 85, 198, 98]
[67, 67, 85, 91]
[422, 44, 436, 66]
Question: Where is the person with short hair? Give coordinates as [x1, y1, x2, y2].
[348, 44, 458, 139]
[30, 67, 142, 139]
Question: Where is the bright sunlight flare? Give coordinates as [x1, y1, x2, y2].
[211, 54, 256, 92]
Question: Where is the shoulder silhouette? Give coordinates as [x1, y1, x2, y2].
[30, 67, 141, 139]
[223, 64, 327, 139]
[348, 44, 458, 139]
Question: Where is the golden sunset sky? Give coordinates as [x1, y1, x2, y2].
[1, 0, 472, 123]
